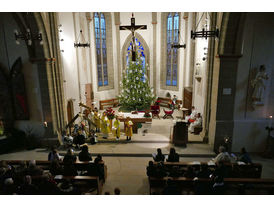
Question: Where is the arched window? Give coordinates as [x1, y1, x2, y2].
[121, 33, 150, 85]
[126, 37, 146, 82]
[94, 12, 108, 86]
[166, 12, 179, 86]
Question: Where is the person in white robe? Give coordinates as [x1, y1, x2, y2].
[185, 106, 198, 122]
[188, 113, 202, 133]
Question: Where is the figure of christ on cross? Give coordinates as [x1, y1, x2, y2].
[119, 13, 147, 61]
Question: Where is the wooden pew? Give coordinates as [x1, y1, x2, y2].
[157, 97, 183, 108]
[54, 175, 102, 194]
[5, 160, 107, 181]
[157, 97, 171, 108]
[99, 98, 119, 110]
[152, 161, 263, 178]
[149, 176, 274, 195]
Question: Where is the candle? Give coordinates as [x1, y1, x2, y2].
[269, 116, 273, 128]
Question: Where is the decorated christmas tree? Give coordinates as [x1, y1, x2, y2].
[118, 57, 156, 111]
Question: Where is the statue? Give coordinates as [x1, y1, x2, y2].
[251, 65, 269, 106]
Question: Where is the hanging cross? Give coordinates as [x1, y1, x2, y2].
[120, 13, 147, 61]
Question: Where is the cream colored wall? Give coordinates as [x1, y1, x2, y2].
[57, 12, 204, 114]
[156, 12, 189, 100]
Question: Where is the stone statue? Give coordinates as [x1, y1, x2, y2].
[251, 65, 269, 106]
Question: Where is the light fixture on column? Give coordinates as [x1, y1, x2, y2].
[191, 12, 219, 40]
[14, 29, 43, 46]
[74, 30, 90, 48]
[14, 13, 43, 46]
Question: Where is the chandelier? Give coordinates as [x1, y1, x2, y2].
[74, 30, 90, 48]
[191, 12, 219, 40]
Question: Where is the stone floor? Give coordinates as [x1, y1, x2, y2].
[1, 109, 274, 194]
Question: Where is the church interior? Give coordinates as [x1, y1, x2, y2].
[0, 10, 274, 196]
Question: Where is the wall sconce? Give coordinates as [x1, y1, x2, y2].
[74, 30, 90, 48]
[14, 29, 43, 46]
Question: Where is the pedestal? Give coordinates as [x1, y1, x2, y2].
[172, 121, 188, 147]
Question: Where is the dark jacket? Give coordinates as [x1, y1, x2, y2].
[78, 152, 92, 162]
[167, 153, 179, 162]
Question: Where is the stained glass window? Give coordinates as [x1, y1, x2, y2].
[126, 37, 146, 82]
[166, 12, 179, 86]
[94, 12, 108, 86]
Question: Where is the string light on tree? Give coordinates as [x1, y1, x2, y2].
[118, 57, 155, 111]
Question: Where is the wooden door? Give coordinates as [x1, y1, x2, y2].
[67, 100, 74, 123]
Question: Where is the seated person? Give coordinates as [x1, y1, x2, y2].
[62, 131, 73, 146]
[153, 148, 165, 162]
[48, 147, 61, 161]
[162, 179, 181, 195]
[172, 95, 178, 105]
[78, 145, 92, 162]
[185, 106, 197, 123]
[188, 113, 202, 133]
[49, 159, 63, 176]
[197, 164, 211, 178]
[146, 161, 157, 177]
[63, 149, 77, 165]
[166, 148, 179, 162]
[154, 162, 167, 178]
[73, 130, 86, 148]
[17, 175, 38, 195]
[26, 160, 43, 176]
[57, 179, 80, 195]
[213, 146, 231, 164]
[169, 99, 175, 110]
[86, 158, 104, 180]
[237, 147, 252, 164]
[184, 166, 195, 178]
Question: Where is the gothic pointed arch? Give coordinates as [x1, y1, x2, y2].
[121, 32, 150, 82]
[160, 12, 181, 91]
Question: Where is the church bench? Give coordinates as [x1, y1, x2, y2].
[99, 98, 119, 110]
[148, 177, 274, 195]
[156, 97, 171, 108]
[157, 97, 182, 108]
[151, 161, 262, 178]
[54, 175, 102, 194]
[5, 160, 107, 181]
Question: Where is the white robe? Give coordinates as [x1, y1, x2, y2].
[188, 117, 202, 132]
[185, 109, 197, 121]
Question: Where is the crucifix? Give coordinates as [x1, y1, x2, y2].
[120, 13, 147, 61]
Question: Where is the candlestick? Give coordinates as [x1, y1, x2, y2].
[269, 116, 273, 128]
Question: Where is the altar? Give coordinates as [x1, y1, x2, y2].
[117, 112, 152, 133]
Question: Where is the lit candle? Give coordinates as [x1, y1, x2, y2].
[269, 116, 273, 128]
[43, 121, 47, 128]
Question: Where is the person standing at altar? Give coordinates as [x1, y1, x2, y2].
[185, 106, 197, 123]
[94, 108, 101, 133]
[125, 117, 133, 141]
[101, 112, 110, 139]
[188, 113, 202, 133]
[113, 116, 121, 140]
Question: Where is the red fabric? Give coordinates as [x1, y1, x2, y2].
[164, 110, 173, 115]
[189, 119, 195, 123]
[16, 94, 27, 114]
